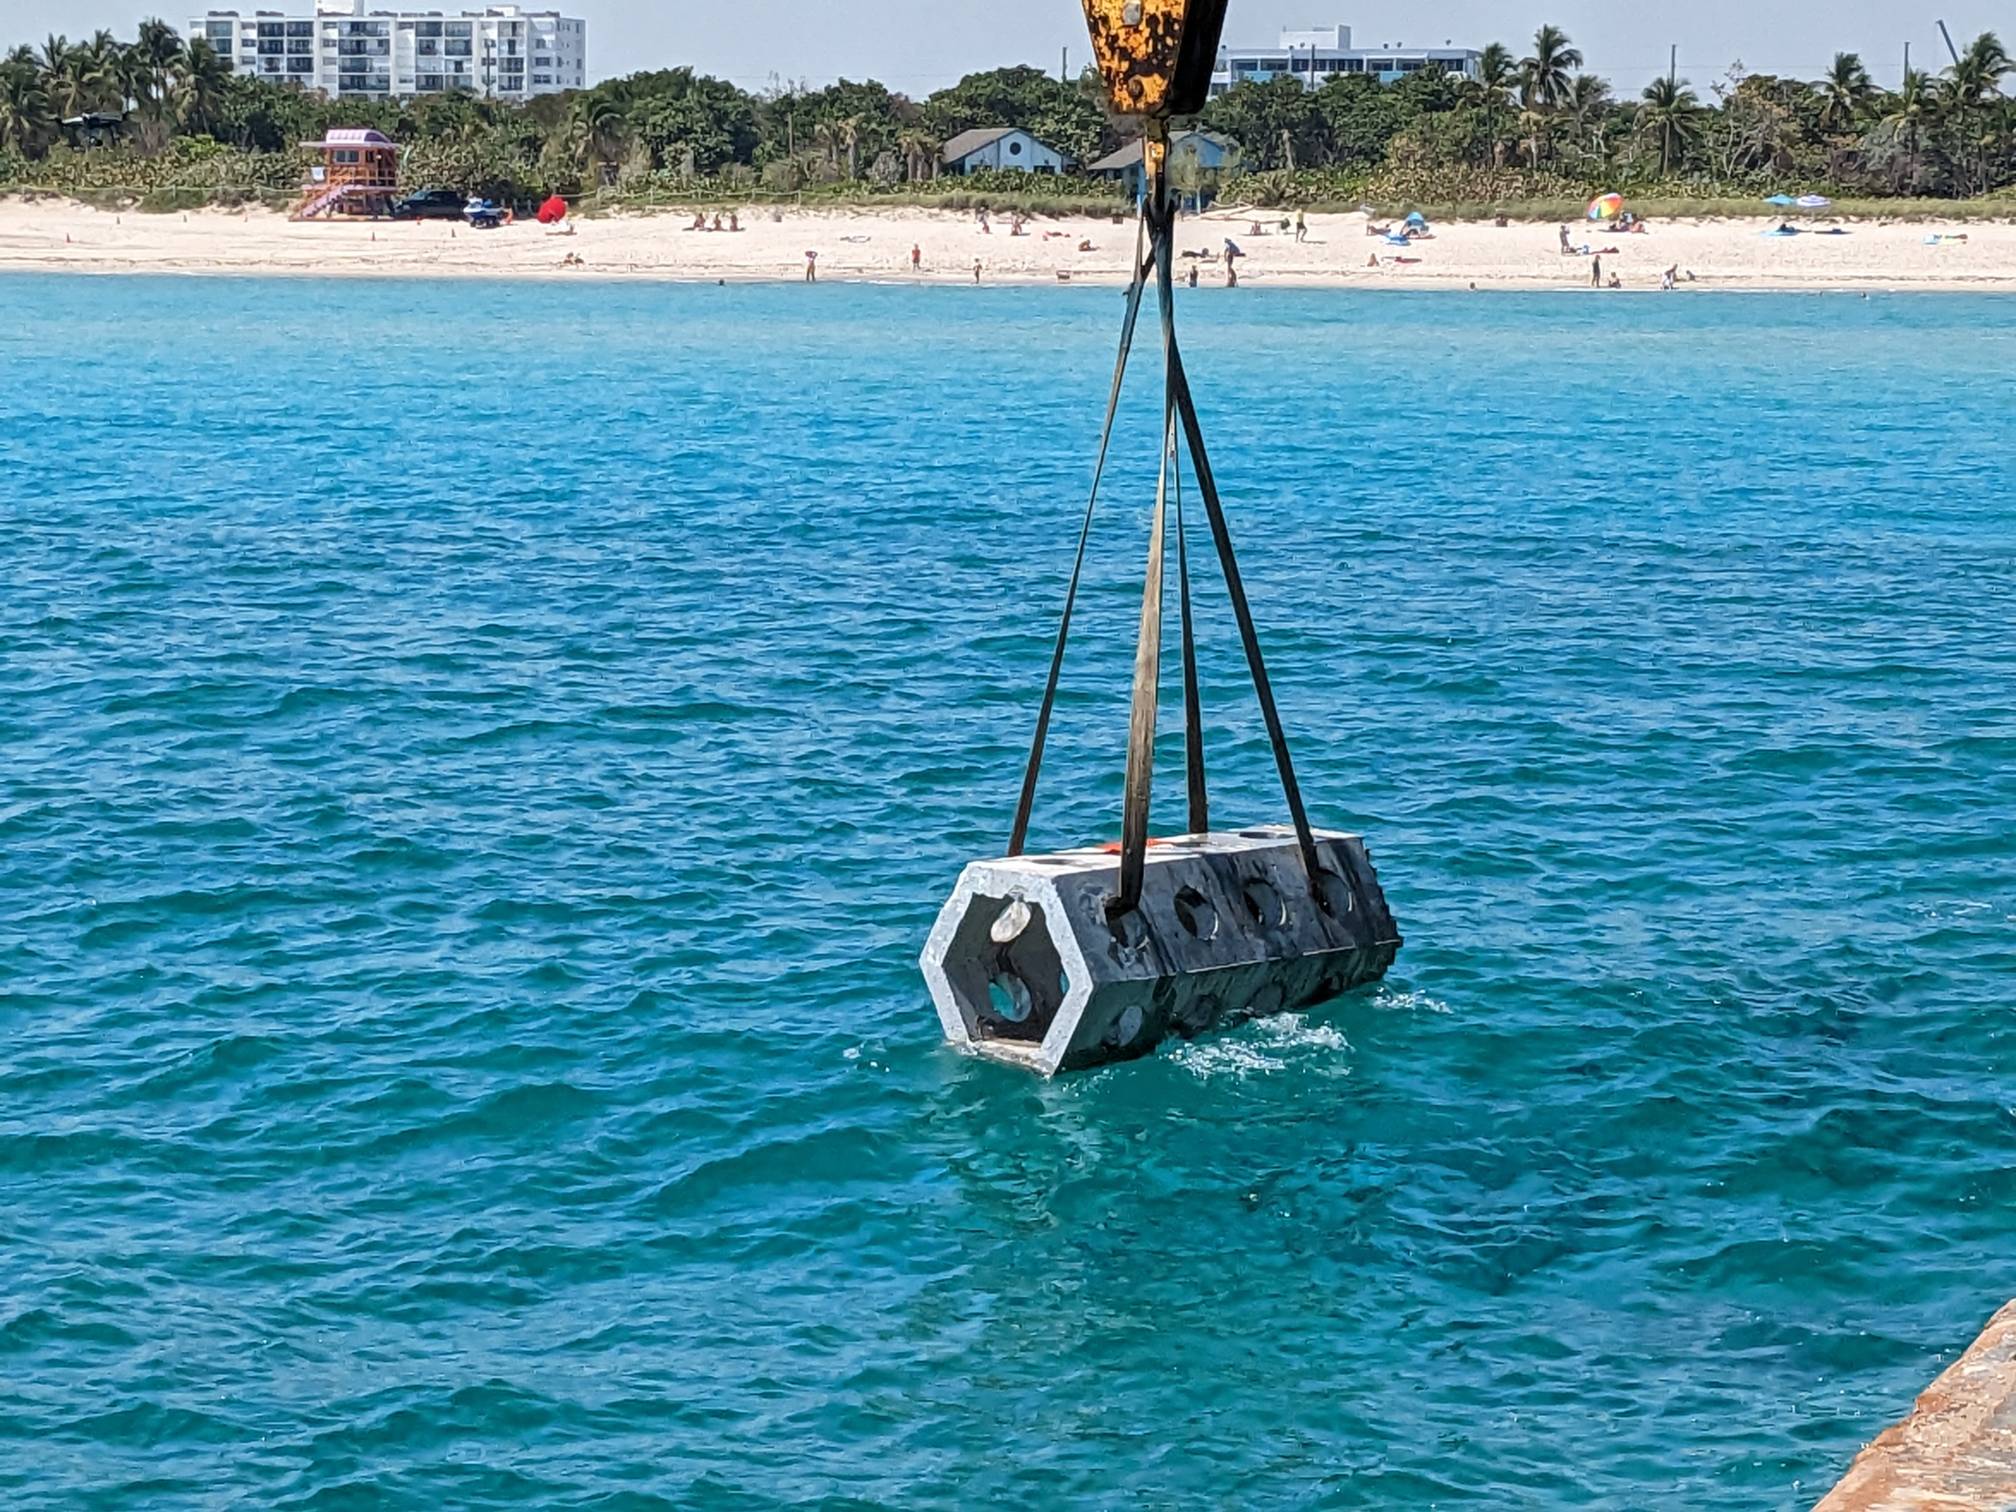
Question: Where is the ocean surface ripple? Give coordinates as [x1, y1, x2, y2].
[2, 277, 2013, 1508]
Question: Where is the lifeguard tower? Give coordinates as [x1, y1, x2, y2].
[294, 128, 401, 219]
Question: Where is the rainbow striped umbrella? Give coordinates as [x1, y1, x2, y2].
[1587, 192, 1626, 221]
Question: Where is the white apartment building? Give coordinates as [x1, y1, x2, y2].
[191, 1, 586, 101]
[1208, 25, 1481, 97]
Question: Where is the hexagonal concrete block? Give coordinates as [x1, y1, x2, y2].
[920, 824, 1401, 1075]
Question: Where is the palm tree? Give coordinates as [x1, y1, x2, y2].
[895, 126, 936, 182]
[173, 36, 228, 137]
[134, 19, 182, 109]
[41, 37, 102, 122]
[571, 92, 627, 177]
[1882, 68, 1936, 187]
[1472, 42, 1519, 165]
[1638, 75, 1704, 176]
[834, 113, 864, 179]
[1473, 42, 1518, 106]
[1521, 24, 1582, 110]
[76, 30, 123, 113]
[1563, 73, 1612, 166]
[1517, 102, 1550, 168]
[1934, 36, 2008, 196]
[0, 62, 53, 155]
[1816, 52, 1875, 135]
[1949, 31, 2011, 101]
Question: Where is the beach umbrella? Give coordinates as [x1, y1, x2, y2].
[1587, 192, 1625, 221]
[1404, 210, 1427, 226]
[1765, 194, 1797, 207]
[536, 194, 568, 225]
[1796, 194, 1832, 210]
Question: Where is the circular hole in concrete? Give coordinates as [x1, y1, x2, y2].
[989, 899, 1032, 944]
[986, 972, 1032, 1024]
[1241, 877, 1287, 929]
[1104, 901, 1148, 951]
[1172, 886, 1218, 941]
[1315, 870, 1357, 920]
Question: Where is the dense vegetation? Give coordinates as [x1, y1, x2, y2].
[2, 20, 2012, 210]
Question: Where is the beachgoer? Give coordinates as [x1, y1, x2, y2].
[973, 259, 982, 283]
[1559, 225, 1572, 255]
[1226, 260, 1238, 288]
[1590, 254, 1602, 287]
[1077, 239, 1094, 252]
[805, 250, 817, 283]
[729, 211, 740, 232]
[1608, 273, 1621, 289]
[910, 243, 921, 271]
[1011, 214, 1026, 237]
[1187, 263, 1198, 288]
[691, 213, 706, 231]
[712, 213, 724, 232]
[1294, 208, 1307, 243]
[977, 209, 991, 235]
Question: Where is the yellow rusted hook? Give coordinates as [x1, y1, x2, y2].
[1078, 0, 1229, 122]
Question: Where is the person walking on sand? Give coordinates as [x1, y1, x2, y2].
[973, 259, 982, 284]
[1559, 224, 1572, 255]
[1590, 253, 1602, 288]
[805, 249, 818, 283]
[911, 243, 921, 272]
[1187, 262, 1198, 288]
[1294, 208, 1307, 243]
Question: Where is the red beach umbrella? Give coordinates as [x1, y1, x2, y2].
[536, 194, 568, 225]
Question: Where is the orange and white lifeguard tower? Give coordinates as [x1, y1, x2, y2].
[295, 128, 401, 220]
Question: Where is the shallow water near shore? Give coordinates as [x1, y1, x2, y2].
[3, 276, 2014, 1507]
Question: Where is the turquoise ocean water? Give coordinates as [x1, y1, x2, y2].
[3, 275, 2014, 1507]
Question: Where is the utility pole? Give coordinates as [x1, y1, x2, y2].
[1061, 46, 1068, 83]
[1937, 20, 1960, 65]
[1668, 43, 1677, 88]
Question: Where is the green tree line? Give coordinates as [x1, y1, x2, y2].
[2, 20, 2011, 203]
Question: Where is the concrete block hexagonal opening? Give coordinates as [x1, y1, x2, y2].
[933, 893, 1077, 1050]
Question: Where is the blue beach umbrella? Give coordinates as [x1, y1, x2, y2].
[1765, 194, 1797, 207]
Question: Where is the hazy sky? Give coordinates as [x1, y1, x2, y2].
[8, 1, 1999, 96]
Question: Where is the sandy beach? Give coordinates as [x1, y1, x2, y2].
[1, 198, 2012, 291]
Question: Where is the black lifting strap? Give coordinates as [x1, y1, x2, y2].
[1115, 194, 1182, 915]
[1006, 210, 1152, 859]
[1162, 323, 1325, 892]
[1164, 227, 1208, 842]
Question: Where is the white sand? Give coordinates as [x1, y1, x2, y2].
[1, 198, 2012, 292]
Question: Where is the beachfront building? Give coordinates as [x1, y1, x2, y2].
[940, 128, 1072, 177]
[1207, 24, 1482, 97]
[1089, 129, 1239, 200]
[188, 1, 586, 101]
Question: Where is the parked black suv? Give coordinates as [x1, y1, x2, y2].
[390, 189, 465, 220]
